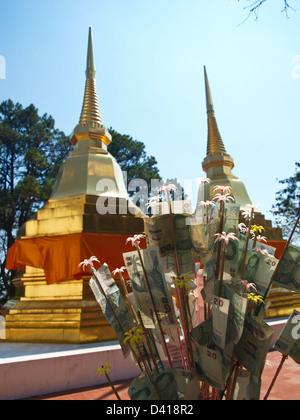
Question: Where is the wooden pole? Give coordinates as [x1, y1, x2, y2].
[263, 355, 288, 400]
[90, 266, 144, 374]
[105, 372, 121, 400]
[240, 209, 254, 280]
[136, 246, 174, 369]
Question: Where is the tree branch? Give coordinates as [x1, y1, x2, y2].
[238, 0, 296, 22]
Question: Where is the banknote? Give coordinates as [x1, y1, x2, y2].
[191, 319, 214, 348]
[272, 244, 300, 293]
[128, 372, 156, 400]
[223, 203, 241, 234]
[144, 214, 207, 275]
[274, 310, 300, 356]
[123, 247, 178, 329]
[245, 375, 262, 401]
[201, 280, 215, 303]
[223, 237, 241, 282]
[128, 369, 192, 400]
[212, 296, 230, 350]
[151, 200, 193, 216]
[234, 315, 274, 377]
[89, 264, 134, 358]
[241, 250, 278, 296]
[289, 337, 300, 365]
[221, 231, 275, 284]
[238, 234, 276, 257]
[191, 339, 227, 390]
[232, 369, 261, 401]
[183, 372, 202, 400]
[223, 284, 248, 344]
[154, 369, 192, 400]
[232, 367, 251, 400]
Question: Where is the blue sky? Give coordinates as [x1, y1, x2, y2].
[0, 0, 299, 223]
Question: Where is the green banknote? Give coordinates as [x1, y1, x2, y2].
[234, 315, 274, 377]
[273, 244, 300, 293]
[89, 264, 134, 358]
[123, 247, 178, 329]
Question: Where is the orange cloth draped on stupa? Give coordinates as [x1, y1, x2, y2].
[267, 240, 287, 259]
[6, 233, 146, 285]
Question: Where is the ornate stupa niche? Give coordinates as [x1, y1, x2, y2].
[2, 27, 144, 344]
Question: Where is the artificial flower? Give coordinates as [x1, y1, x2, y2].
[112, 266, 127, 276]
[126, 234, 146, 248]
[251, 225, 265, 235]
[172, 272, 195, 290]
[213, 185, 232, 194]
[123, 327, 145, 347]
[241, 203, 260, 220]
[199, 200, 215, 208]
[243, 293, 264, 304]
[240, 280, 258, 292]
[96, 363, 112, 378]
[214, 232, 239, 245]
[213, 193, 234, 204]
[238, 223, 248, 234]
[196, 177, 211, 184]
[256, 235, 267, 243]
[78, 256, 100, 272]
[146, 195, 162, 209]
[159, 184, 177, 193]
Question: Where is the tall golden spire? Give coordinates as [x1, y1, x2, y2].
[70, 27, 111, 147]
[200, 66, 252, 208]
[79, 27, 103, 127]
[204, 66, 227, 155]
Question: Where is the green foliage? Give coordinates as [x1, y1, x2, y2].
[272, 162, 300, 241]
[108, 128, 161, 211]
[108, 128, 161, 187]
[0, 99, 71, 296]
[0, 104, 184, 298]
[108, 128, 186, 212]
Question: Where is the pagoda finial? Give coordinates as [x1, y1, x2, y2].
[200, 68, 253, 209]
[70, 27, 111, 147]
[204, 66, 214, 114]
[86, 26, 96, 79]
[204, 66, 227, 156]
[78, 26, 103, 128]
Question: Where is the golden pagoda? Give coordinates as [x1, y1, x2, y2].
[201, 66, 254, 209]
[2, 27, 144, 344]
[198, 67, 283, 240]
[198, 66, 300, 318]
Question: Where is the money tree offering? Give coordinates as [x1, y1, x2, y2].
[79, 187, 300, 401]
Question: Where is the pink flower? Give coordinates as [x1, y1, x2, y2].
[126, 234, 145, 248]
[240, 280, 258, 292]
[78, 256, 100, 272]
[214, 232, 239, 245]
[159, 184, 177, 194]
[213, 193, 234, 204]
[213, 185, 232, 194]
[112, 266, 127, 276]
[146, 195, 161, 209]
[199, 200, 215, 208]
[196, 177, 211, 184]
[257, 235, 267, 243]
[255, 248, 272, 257]
[242, 203, 260, 220]
[238, 223, 248, 234]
